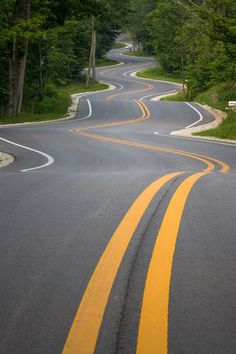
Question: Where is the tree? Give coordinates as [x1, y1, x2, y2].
[0, 0, 130, 117]
[7, 0, 31, 115]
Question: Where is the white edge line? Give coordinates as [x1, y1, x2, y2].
[75, 82, 123, 103]
[78, 99, 92, 121]
[0, 82, 119, 129]
[0, 137, 54, 172]
[185, 102, 203, 128]
[123, 66, 178, 101]
[155, 132, 236, 147]
[96, 62, 125, 70]
[141, 90, 177, 101]
[130, 71, 183, 86]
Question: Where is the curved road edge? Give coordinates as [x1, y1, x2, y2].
[0, 82, 117, 129]
[130, 69, 236, 145]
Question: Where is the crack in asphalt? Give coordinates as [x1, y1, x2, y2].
[113, 175, 184, 354]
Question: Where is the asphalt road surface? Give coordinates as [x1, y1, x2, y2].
[0, 47, 236, 354]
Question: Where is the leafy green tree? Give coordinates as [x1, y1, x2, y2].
[0, 0, 130, 117]
[127, 0, 236, 98]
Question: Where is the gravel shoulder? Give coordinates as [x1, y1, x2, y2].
[0, 152, 14, 168]
[171, 104, 236, 144]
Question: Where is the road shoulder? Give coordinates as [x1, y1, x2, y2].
[0, 152, 14, 168]
[171, 104, 236, 144]
[132, 69, 236, 144]
[0, 83, 116, 129]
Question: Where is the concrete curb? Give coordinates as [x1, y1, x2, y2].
[130, 68, 235, 144]
[0, 83, 116, 129]
[171, 104, 236, 144]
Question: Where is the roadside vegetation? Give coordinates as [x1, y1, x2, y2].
[123, 50, 153, 58]
[0, 80, 108, 125]
[193, 83, 236, 140]
[195, 110, 236, 140]
[137, 66, 182, 84]
[162, 81, 236, 140]
[0, 0, 129, 122]
[96, 58, 119, 67]
[127, 0, 236, 140]
[112, 42, 126, 49]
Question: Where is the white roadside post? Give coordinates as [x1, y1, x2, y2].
[228, 101, 236, 111]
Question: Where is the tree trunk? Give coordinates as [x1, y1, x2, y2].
[17, 39, 28, 114]
[86, 16, 95, 87]
[7, 0, 30, 115]
[92, 30, 96, 80]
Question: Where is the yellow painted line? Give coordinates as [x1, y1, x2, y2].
[77, 131, 216, 173]
[74, 100, 229, 173]
[183, 151, 229, 174]
[97, 66, 230, 173]
[99, 63, 154, 102]
[83, 132, 229, 173]
[136, 171, 207, 354]
[77, 100, 150, 133]
[106, 82, 154, 102]
[99, 63, 146, 79]
[62, 172, 183, 354]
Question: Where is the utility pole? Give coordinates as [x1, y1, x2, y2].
[92, 29, 96, 80]
[86, 16, 96, 87]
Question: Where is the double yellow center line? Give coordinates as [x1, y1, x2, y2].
[100, 64, 155, 102]
[63, 100, 229, 353]
[63, 172, 183, 354]
[74, 100, 229, 174]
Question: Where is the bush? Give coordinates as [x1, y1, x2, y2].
[44, 83, 58, 98]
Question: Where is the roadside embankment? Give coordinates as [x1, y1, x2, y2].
[0, 81, 109, 126]
[135, 65, 236, 142]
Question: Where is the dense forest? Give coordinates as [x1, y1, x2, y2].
[0, 0, 235, 120]
[0, 0, 129, 118]
[128, 0, 236, 100]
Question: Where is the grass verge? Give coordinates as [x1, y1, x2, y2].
[193, 83, 236, 140]
[161, 81, 236, 141]
[123, 50, 153, 58]
[137, 66, 182, 84]
[0, 80, 109, 125]
[113, 42, 126, 49]
[161, 92, 185, 101]
[194, 110, 236, 140]
[96, 58, 119, 67]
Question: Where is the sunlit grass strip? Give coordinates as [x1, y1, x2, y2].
[137, 66, 182, 84]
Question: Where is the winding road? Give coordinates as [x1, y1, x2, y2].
[0, 47, 236, 354]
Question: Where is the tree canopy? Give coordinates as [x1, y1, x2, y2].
[0, 0, 130, 116]
[127, 0, 236, 98]
[1, 0, 235, 116]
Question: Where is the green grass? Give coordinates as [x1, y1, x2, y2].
[137, 66, 182, 84]
[96, 58, 119, 67]
[194, 83, 235, 111]
[123, 50, 153, 58]
[112, 42, 126, 49]
[161, 92, 185, 102]
[0, 80, 109, 125]
[186, 82, 236, 140]
[161, 80, 236, 141]
[194, 110, 236, 140]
